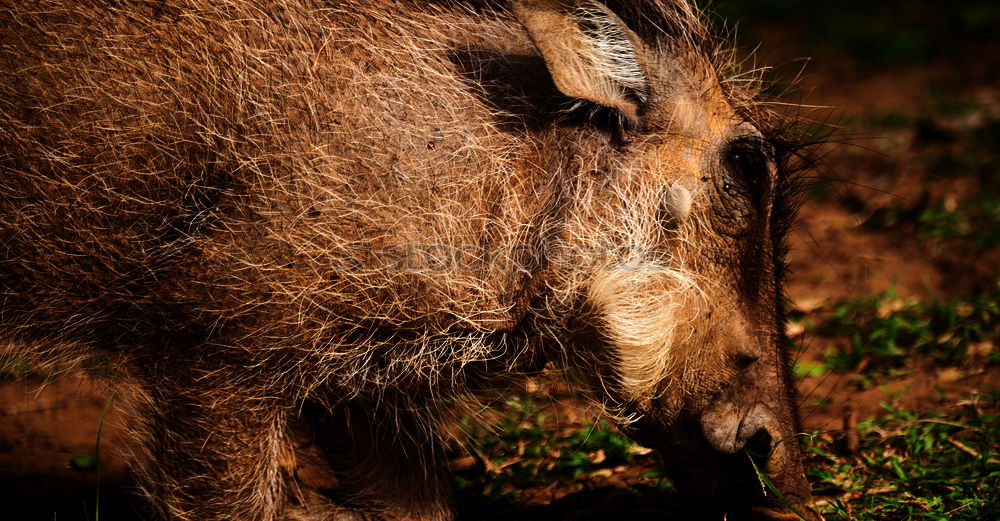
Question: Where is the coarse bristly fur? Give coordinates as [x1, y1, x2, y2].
[0, 1, 819, 520]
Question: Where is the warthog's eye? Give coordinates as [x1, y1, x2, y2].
[709, 137, 775, 236]
[580, 102, 638, 146]
[722, 138, 773, 205]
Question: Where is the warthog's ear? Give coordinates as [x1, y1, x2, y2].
[513, 0, 649, 123]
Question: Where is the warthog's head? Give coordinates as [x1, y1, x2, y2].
[513, 1, 820, 518]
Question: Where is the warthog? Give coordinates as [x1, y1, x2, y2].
[1, 0, 821, 519]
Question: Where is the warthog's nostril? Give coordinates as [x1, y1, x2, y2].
[744, 427, 773, 459]
[734, 405, 777, 455]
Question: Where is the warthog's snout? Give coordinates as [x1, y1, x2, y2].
[701, 400, 776, 455]
[655, 383, 818, 521]
[628, 335, 822, 521]
[701, 403, 823, 520]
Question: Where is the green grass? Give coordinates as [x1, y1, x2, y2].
[805, 396, 1000, 520]
[913, 197, 1000, 248]
[0, 355, 31, 381]
[450, 278, 999, 517]
[452, 390, 1000, 521]
[804, 284, 1000, 382]
[452, 395, 663, 504]
[792, 361, 828, 379]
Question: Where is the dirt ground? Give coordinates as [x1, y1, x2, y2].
[2, 4, 998, 520]
[780, 53, 1000, 433]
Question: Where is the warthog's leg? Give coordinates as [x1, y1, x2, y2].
[304, 399, 454, 521]
[127, 378, 295, 521]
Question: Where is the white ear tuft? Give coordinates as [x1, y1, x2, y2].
[513, 0, 649, 122]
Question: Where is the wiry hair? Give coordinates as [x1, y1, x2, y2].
[0, 0, 806, 519]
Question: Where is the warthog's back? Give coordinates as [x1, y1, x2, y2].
[1, 0, 558, 357]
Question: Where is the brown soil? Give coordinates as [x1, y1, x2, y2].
[0, 375, 137, 519]
[781, 58, 1000, 432]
